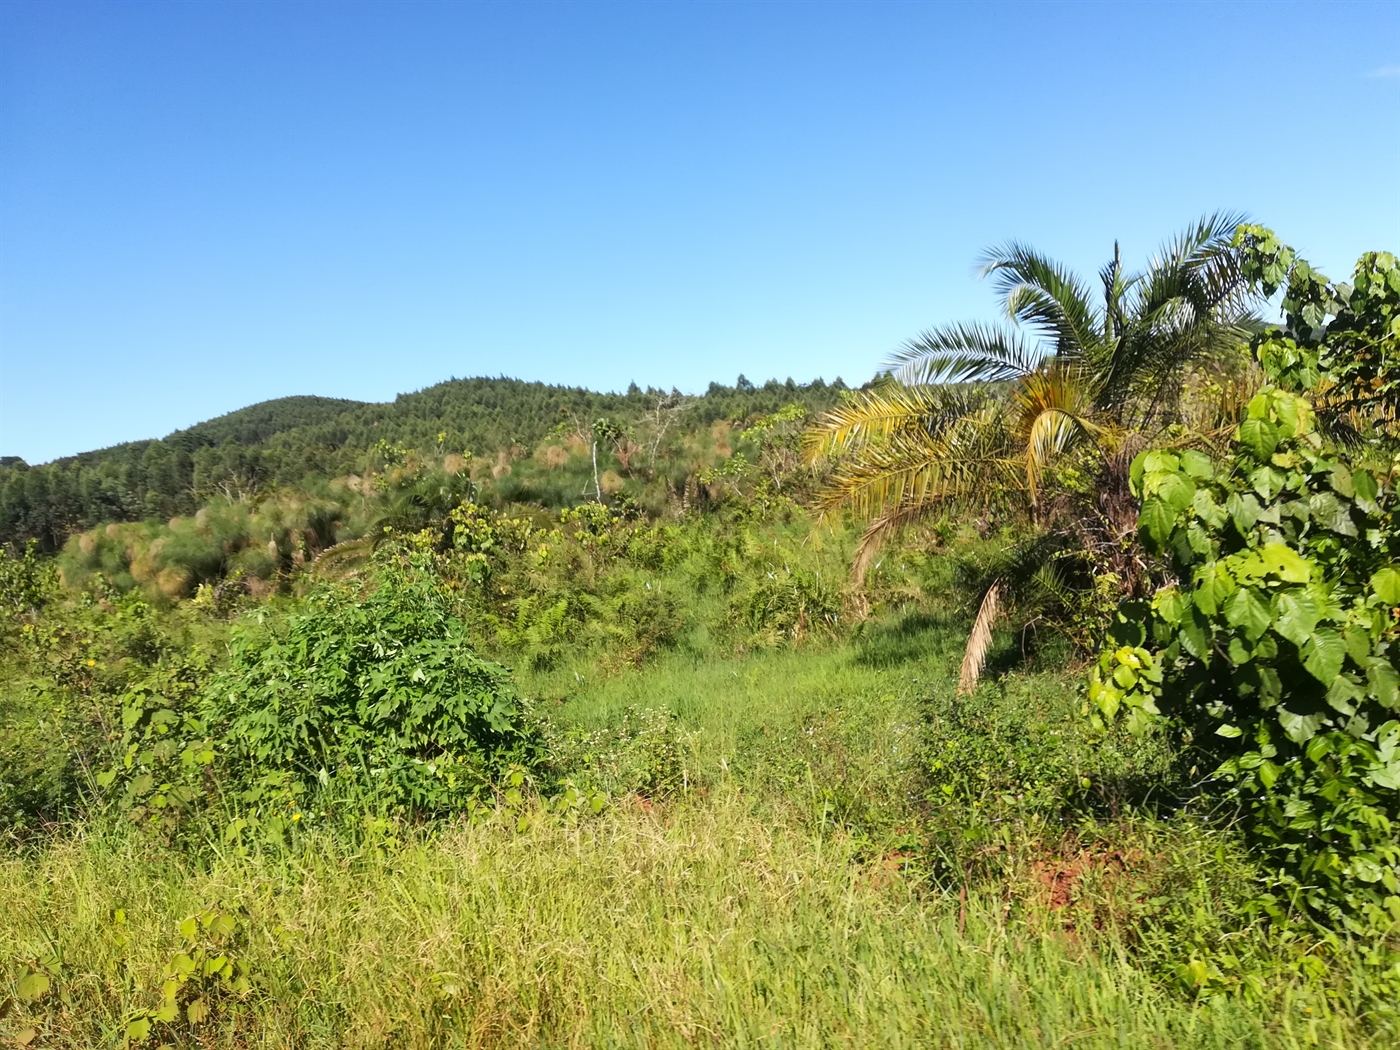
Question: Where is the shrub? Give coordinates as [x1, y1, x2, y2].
[1091, 386, 1400, 932]
[1090, 234, 1400, 934]
[545, 706, 691, 799]
[205, 550, 542, 815]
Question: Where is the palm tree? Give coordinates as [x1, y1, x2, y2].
[807, 214, 1263, 687]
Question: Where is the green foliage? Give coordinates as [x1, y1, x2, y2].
[0, 541, 56, 628]
[1, 585, 199, 836]
[12, 224, 1400, 1042]
[733, 560, 840, 643]
[58, 491, 371, 599]
[544, 706, 692, 799]
[923, 671, 1175, 885]
[0, 375, 847, 552]
[208, 550, 542, 815]
[1236, 224, 1400, 440]
[123, 908, 254, 1045]
[1091, 383, 1400, 931]
[96, 655, 218, 837]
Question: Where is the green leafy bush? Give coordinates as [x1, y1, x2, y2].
[1091, 386, 1400, 930]
[1235, 225, 1400, 442]
[545, 706, 691, 799]
[1091, 233, 1400, 933]
[207, 551, 542, 815]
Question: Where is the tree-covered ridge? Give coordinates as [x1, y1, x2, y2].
[0, 373, 847, 551]
[173, 395, 370, 448]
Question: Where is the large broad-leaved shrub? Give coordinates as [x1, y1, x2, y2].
[1090, 233, 1400, 933]
[207, 550, 540, 814]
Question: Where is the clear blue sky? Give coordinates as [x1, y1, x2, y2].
[2, 1, 1397, 464]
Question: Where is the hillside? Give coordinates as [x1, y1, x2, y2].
[0, 373, 848, 551]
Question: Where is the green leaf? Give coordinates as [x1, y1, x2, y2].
[1371, 566, 1400, 605]
[1278, 706, 1325, 743]
[1368, 659, 1400, 710]
[1155, 588, 1187, 625]
[1343, 625, 1373, 665]
[1326, 673, 1364, 715]
[126, 1018, 152, 1043]
[1193, 563, 1234, 615]
[1250, 467, 1287, 501]
[1354, 468, 1379, 505]
[1257, 665, 1282, 703]
[1224, 587, 1272, 642]
[1141, 450, 1180, 475]
[1192, 488, 1228, 529]
[1274, 590, 1322, 647]
[1178, 609, 1212, 660]
[1302, 628, 1346, 683]
[1180, 449, 1214, 478]
[1239, 417, 1280, 461]
[1309, 492, 1357, 536]
[1227, 492, 1262, 535]
[17, 972, 50, 1002]
[1139, 497, 1176, 550]
[1153, 472, 1196, 514]
[1260, 543, 1312, 583]
[1227, 635, 1252, 665]
[1258, 759, 1283, 789]
[1129, 451, 1147, 496]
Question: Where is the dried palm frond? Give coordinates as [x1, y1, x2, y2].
[958, 581, 1001, 695]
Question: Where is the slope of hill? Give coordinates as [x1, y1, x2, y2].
[0, 373, 848, 550]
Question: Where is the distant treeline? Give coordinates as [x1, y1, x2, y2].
[1, 374, 848, 550]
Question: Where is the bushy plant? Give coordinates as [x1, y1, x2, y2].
[1090, 387, 1400, 931]
[1, 576, 201, 836]
[544, 706, 691, 799]
[1090, 234, 1400, 933]
[206, 549, 542, 815]
[58, 492, 366, 599]
[0, 540, 56, 629]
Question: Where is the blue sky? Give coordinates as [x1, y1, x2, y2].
[2, 1, 1397, 464]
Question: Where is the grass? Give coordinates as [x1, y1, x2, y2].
[0, 612, 1388, 1048]
[3, 790, 1375, 1050]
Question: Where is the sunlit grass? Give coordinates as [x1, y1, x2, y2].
[2, 786, 1371, 1050]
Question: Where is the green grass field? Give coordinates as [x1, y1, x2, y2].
[3, 619, 1385, 1048]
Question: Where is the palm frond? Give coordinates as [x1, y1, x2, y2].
[886, 322, 1045, 385]
[958, 581, 1001, 695]
[1152, 211, 1248, 274]
[813, 430, 1015, 524]
[979, 243, 1105, 359]
[803, 384, 987, 462]
[1010, 365, 1104, 500]
[849, 502, 936, 583]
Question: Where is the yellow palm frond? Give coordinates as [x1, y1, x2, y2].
[1010, 365, 1104, 502]
[814, 405, 1017, 523]
[802, 385, 987, 463]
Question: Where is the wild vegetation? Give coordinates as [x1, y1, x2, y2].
[2, 221, 1398, 1049]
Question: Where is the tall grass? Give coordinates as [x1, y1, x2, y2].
[1, 788, 1372, 1050]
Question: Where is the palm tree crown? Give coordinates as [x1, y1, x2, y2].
[807, 214, 1263, 572]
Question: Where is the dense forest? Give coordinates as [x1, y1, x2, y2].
[4, 222, 1400, 1049]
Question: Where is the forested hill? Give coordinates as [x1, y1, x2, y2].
[1, 373, 849, 550]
